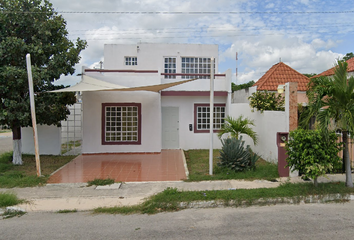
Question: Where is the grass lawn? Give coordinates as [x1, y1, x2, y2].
[184, 149, 279, 181]
[0, 129, 11, 134]
[61, 140, 81, 154]
[0, 152, 76, 188]
[94, 181, 354, 215]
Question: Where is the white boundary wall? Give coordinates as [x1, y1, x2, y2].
[21, 125, 61, 155]
[229, 103, 287, 163]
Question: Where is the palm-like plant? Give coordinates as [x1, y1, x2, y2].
[218, 115, 258, 145]
[302, 60, 354, 187]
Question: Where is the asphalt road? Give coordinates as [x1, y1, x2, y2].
[1, 202, 354, 240]
[0, 132, 12, 154]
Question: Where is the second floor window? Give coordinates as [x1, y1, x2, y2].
[181, 57, 215, 79]
[125, 57, 137, 66]
[164, 57, 176, 79]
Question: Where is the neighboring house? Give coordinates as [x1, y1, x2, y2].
[312, 57, 354, 78]
[252, 62, 310, 104]
[230, 62, 303, 162]
[58, 43, 232, 154]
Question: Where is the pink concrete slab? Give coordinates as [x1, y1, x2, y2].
[47, 150, 187, 183]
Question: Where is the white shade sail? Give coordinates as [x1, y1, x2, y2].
[51, 75, 197, 93]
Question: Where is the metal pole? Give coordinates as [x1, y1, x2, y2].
[209, 57, 215, 175]
[26, 54, 41, 177]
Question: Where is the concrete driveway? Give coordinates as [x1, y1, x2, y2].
[47, 149, 188, 183]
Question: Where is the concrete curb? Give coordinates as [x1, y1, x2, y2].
[179, 194, 354, 209]
[3, 193, 353, 214]
[181, 149, 189, 179]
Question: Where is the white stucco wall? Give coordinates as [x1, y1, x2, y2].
[229, 103, 287, 163]
[231, 86, 257, 103]
[82, 91, 161, 153]
[161, 95, 227, 150]
[104, 43, 219, 72]
[102, 43, 231, 92]
[21, 125, 61, 155]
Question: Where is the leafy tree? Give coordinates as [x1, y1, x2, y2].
[303, 73, 317, 78]
[285, 129, 342, 187]
[0, 0, 87, 164]
[301, 60, 354, 187]
[343, 52, 354, 61]
[231, 80, 255, 92]
[248, 90, 285, 113]
[218, 115, 258, 145]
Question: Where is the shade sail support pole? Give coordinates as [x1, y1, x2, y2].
[26, 54, 41, 177]
[209, 57, 215, 175]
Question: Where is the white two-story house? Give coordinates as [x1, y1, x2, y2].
[67, 43, 232, 154]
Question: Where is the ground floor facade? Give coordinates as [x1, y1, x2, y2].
[81, 90, 230, 154]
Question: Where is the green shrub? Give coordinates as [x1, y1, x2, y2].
[0, 192, 23, 207]
[87, 178, 115, 186]
[285, 129, 342, 186]
[248, 90, 285, 113]
[218, 137, 260, 172]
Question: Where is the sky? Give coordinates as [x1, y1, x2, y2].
[50, 0, 354, 86]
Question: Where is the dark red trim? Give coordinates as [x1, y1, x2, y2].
[194, 103, 226, 133]
[161, 91, 228, 97]
[101, 103, 142, 145]
[161, 73, 226, 77]
[82, 152, 161, 155]
[86, 69, 158, 73]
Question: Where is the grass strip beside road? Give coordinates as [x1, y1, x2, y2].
[0, 192, 24, 208]
[185, 149, 279, 181]
[94, 182, 354, 215]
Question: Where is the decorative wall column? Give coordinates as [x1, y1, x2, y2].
[285, 82, 298, 177]
[288, 82, 298, 131]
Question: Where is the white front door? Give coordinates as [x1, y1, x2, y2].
[162, 107, 179, 149]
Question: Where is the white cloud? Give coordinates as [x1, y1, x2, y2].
[48, 0, 353, 85]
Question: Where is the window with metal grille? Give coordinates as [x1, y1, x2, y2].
[181, 57, 215, 79]
[102, 103, 141, 145]
[164, 57, 176, 79]
[125, 56, 137, 66]
[194, 104, 225, 133]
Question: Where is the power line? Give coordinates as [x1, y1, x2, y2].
[68, 25, 354, 36]
[68, 23, 354, 32]
[2, 10, 354, 14]
[75, 30, 354, 41]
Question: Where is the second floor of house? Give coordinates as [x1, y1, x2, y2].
[84, 43, 231, 92]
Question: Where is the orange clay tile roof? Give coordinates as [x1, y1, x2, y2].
[312, 57, 354, 78]
[253, 62, 309, 91]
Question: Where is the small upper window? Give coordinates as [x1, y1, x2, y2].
[164, 57, 176, 79]
[125, 57, 137, 66]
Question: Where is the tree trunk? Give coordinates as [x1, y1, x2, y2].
[342, 131, 353, 187]
[12, 126, 22, 165]
[314, 177, 318, 187]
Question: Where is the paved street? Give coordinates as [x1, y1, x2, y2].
[1, 202, 354, 240]
[0, 131, 12, 154]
